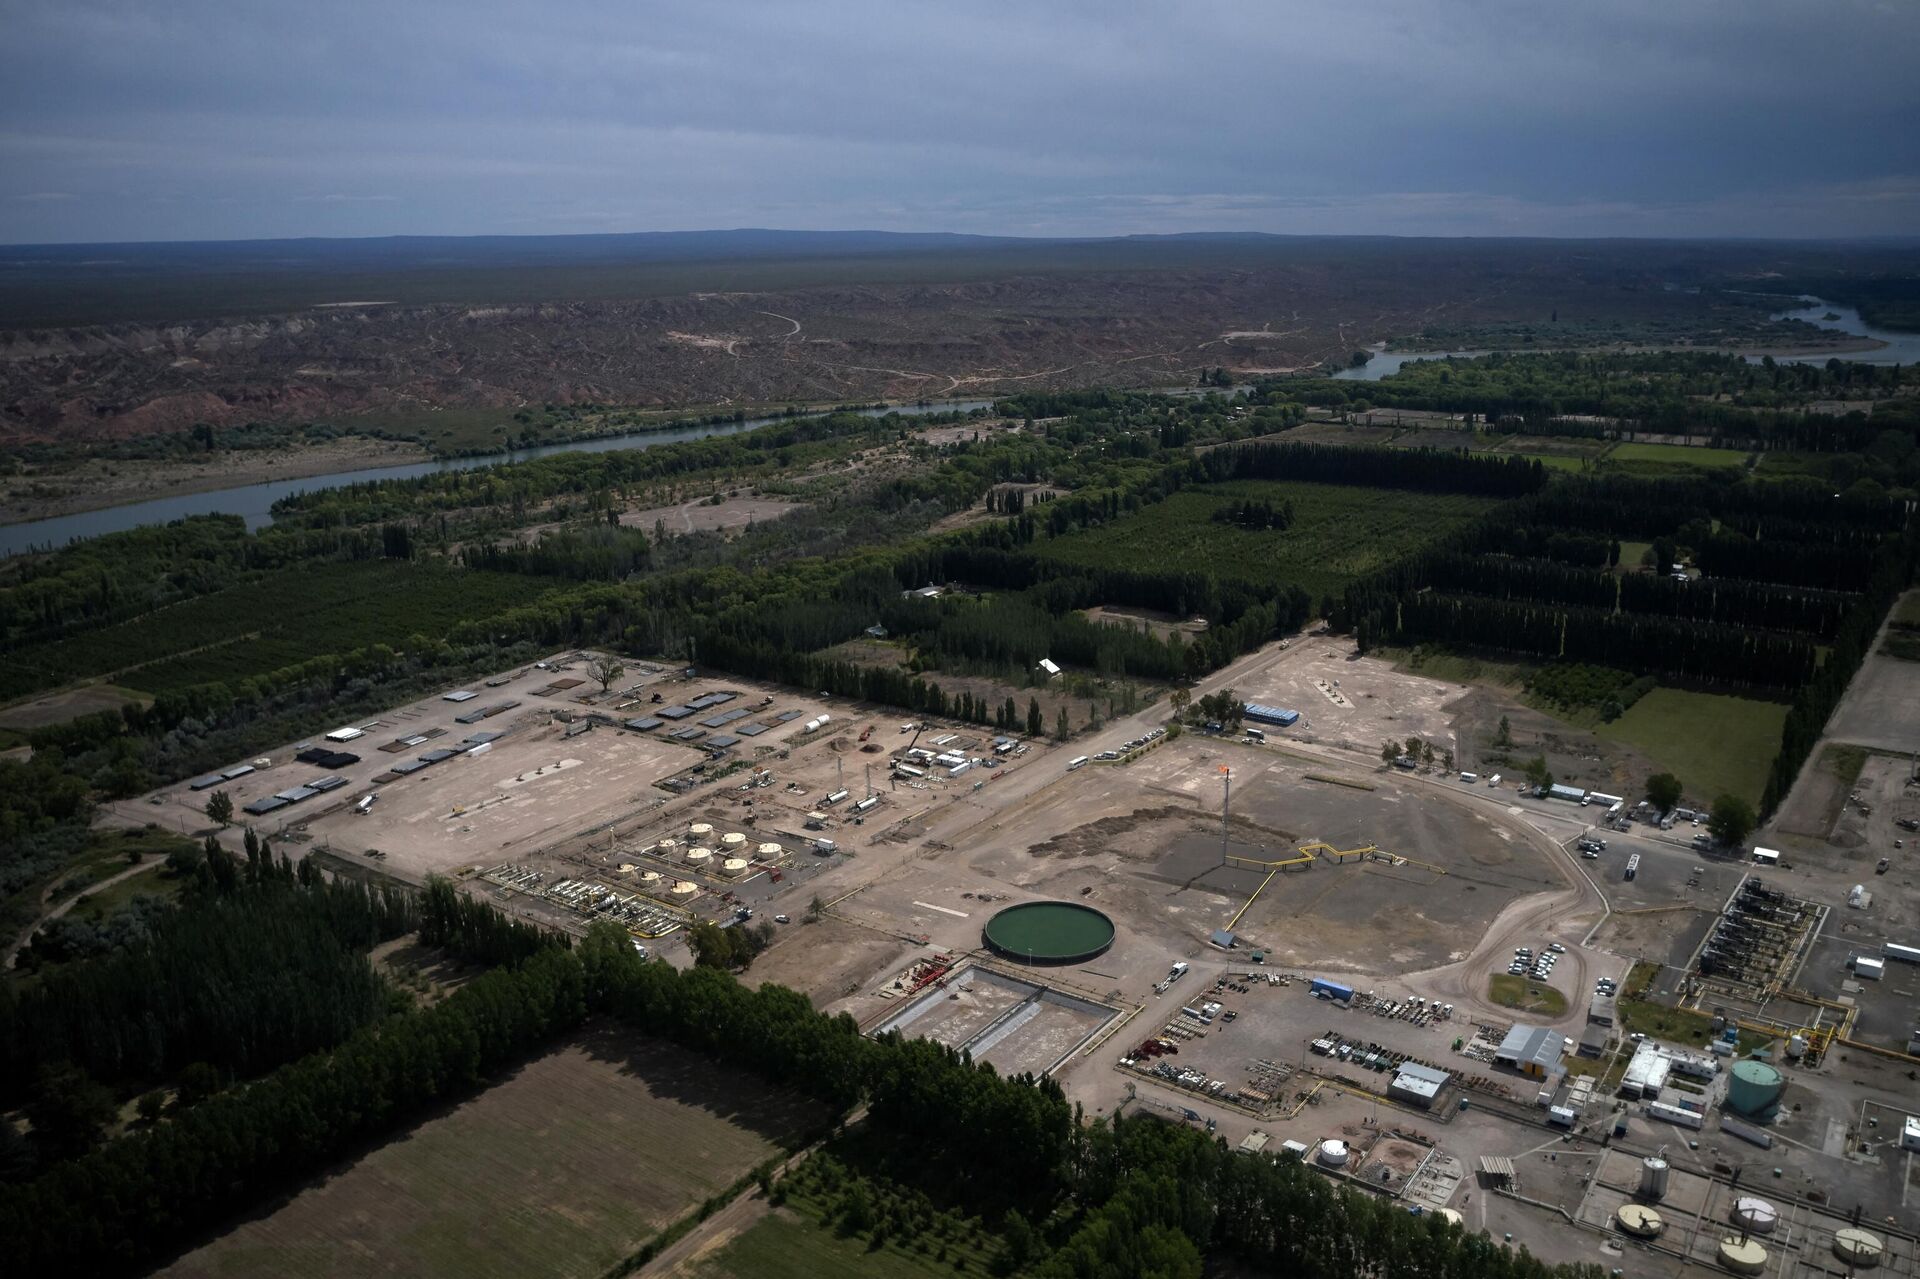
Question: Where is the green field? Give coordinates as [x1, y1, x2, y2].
[691, 1208, 980, 1279]
[167, 1028, 824, 1279]
[1516, 452, 1590, 473]
[1751, 451, 1836, 481]
[1488, 975, 1569, 1017]
[5, 562, 556, 700]
[1040, 481, 1501, 600]
[1594, 688, 1788, 808]
[1605, 442, 1750, 473]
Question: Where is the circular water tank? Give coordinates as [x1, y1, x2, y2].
[1436, 1208, 1463, 1229]
[669, 880, 698, 897]
[1833, 1228, 1884, 1269]
[1727, 1061, 1785, 1117]
[1615, 1204, 1664, 1238]
[639, 870, 662, 884]
[1730, 1197, 1778, 1235]
[721, 831, 748, 849]
[1316, 1139, 1348, 1168]
[688, 822, 714, 838]
[721, 857, 750, 878]
[1638, 1157, 1670, 1201]
[757, 842, 783, 858]
[656, 838, 679, 853]
[1717, 1236, 1769, 1275]
[685, 846, 713, 866]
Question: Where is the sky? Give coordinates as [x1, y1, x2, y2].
[2, 0, 1918, 244]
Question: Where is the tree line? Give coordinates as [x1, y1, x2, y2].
[0, 912, 1605, 1278]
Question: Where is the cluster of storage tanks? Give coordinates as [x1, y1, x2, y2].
[665, 822, 783, 879]
[1619, 1153, 1886, 1272]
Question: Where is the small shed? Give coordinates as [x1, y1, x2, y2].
[1209, 928, 1239, 950]
[1037, 658, 1062, 679]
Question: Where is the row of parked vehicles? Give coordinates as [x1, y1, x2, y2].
[1094, 725, 1170, 763]
[1507, 941, 1565, 980]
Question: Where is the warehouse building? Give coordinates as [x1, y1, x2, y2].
[1495, 1024, 1567, 1079]
[1388, 1062, 1450, 1109]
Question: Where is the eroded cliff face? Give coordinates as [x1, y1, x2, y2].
[0, 266, 1455, 442]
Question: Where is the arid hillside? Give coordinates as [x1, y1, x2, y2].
[0, 238, 1886, 444]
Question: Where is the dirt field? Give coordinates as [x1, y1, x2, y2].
[0, 683, 149, 731]
[620, 493, 802, 536]
[1821, 592, 1920, 753]
[1240, 645, 1464, 759]
[162, 1025, 825, 1279]
[1081, 604, 1208, 641]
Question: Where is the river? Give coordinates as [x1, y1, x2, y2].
[0, 399, 992, 559]
[1329, 297, 1918, 383]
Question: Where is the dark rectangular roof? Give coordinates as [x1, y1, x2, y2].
[668, 727, 707, 741]
[242, 797, 288, 815]
[419, 749, 458, 763]
[735, 722, 769, 737]
[625, 716, 663, 731]
[391, 759, 428, 774]
[307, 776, 347, 792]
[656, 705, 695, 720]
[188, 774, 224, 791]
[687, 692, 737, 709]
[772, 709, 803, 723]
[707, 734, 740, 748]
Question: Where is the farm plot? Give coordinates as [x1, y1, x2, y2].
[163, 1025, 825, 1279]
[21, 562, 558, 698]
[1038, 481, 1501, 601]
[1605, 442, 1750, 473]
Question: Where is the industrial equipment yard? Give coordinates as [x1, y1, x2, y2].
[121, 625, 1920, 1279]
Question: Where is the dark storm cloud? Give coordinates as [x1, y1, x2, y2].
[1, 0, 1915, 242]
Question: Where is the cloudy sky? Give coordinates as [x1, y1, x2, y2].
[3, 0, 1917, 244]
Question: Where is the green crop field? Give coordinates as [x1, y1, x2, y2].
[166, 1028, 825, 1279]
[1606, 442, 1750, 473]
[5, 562, 556, 700]
[690, 1208, 981, 1279]
[1595, 688, 1788, 808]
[1039, 481, 1502, 601]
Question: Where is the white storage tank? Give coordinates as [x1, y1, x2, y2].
[1638, 1157, 1669, 1201]
[1316, 1139, 1348, 1168]
[1729, 1197, 1778, 1235]
[721, 831, 748, 850]
[757, 842, 783, 859]
[1717, 1237, 1769, 1275]
[669, 880, 698, 898]
[688, 822, 714, 840]
[639, 870, 663, 885]
[1833, 1227, 1884, 1270]
[656, 838, 679, 856]
[685, 847, 714, 869]
[1615, 1204, 1664, 1238]
[1435, 1208, 1463, 1229]
[721, 857, 750, 879]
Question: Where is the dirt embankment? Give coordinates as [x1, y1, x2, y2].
[0, 436, 431, 524]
